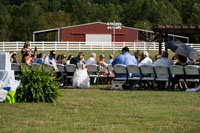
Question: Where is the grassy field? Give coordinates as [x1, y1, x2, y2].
[1, 85, 200, 133]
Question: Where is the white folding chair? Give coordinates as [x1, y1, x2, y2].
[86, 64, 99, 84]
[31, 63, 41, 71]
[169, 65, 185, 90]
[11, 63, 21, 80]
[112, 64, 127, 90]
[169, 65, 185, 81]
[65, 64, 76, 85]
[107, 64, 115, 83]
[140, 65, 155, 89]
[98, 65, 109, 84]
[154, 65, 170, 89]
[127, 64, 141, 81]
[127, 64, 141, 89]
[57, 64, 66, 73]
[43, 64, 55, 71]
[184, 65, 200, 83]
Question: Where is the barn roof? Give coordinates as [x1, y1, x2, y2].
[33, 22, 154, 34]
[153, 24, 200, 34]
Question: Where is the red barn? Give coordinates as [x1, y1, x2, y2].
[33, 22, 188, 43]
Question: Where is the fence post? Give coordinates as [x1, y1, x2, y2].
[67, 41, 69, 51]
[16, 41, 18, 51]
[90, 42, 92, 51]
[3, 41, 5, 51]
[55, 41, 57, 51]
[79, 41, 81, 51]
[154, 42, 156, 51]
[144, 42, 146, 51]
[102, 42, 103, 51]
[42, 41, 44, 51]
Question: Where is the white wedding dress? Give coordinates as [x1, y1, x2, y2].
[72, 62, 90, 88]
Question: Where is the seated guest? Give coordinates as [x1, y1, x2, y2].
[97, 54, 110, 83]
[60, 54, 67, 65]
[153, 51, 174, 89]
[112, 47, 138, 89]
[112, 46, 138, 78]
[11, 52, 18, 64]
[36, 53, 45, 64]
[154, 54, 161, 62]
[106, 54, 114, 64]
[139, 51, 153, 66]
[173, 54, 188, 90]
[172, 54, 178, 63]
[21, 51, 32, 65]
[56, 54, 62, 64]
[66, 55, 73, 64]
[175, 55, 188, 66]
[86, 53, 96, 64]
[44, 50, 57, 69]
[187, 58, 194, 65]
[44, 51, 66, 86]
[97, 54, 108, 67]
[154, 51, 174, 67]
[70, 52, 86, 65]
[135, 55, 141, 64]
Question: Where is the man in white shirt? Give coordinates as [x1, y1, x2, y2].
[86, 53, 96, 64]
[139, 51, 152, 66]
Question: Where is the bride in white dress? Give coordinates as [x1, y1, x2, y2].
[72, 52, 90, 88]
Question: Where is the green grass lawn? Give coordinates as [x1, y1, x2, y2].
[1, 85, 200, 133]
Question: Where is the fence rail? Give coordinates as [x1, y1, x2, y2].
[0, 41, 200, 52]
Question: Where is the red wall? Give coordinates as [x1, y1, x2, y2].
[59, 23, 138, 42]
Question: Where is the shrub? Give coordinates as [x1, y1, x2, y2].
[16, 65, 59, 103]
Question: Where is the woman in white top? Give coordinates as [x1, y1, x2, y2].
[72, 52, 90, 88]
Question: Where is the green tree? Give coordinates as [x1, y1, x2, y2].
[9, 2, 44, 41]
[37, 11, 72, 41]
[0, 3, 11, 41]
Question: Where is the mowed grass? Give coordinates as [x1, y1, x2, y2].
[1, 85, 200, 133]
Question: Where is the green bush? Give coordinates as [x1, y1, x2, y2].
[16, 65, 60, 103]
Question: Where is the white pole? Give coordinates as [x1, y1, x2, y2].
[3, 41, 4, 51]
[113, 21, 116, 54]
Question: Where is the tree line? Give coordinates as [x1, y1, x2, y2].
[0, 0, 200, 42]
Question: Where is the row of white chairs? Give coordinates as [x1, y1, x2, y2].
[11, 63, 200, 88]
[113, 64, 200, 89]
[11, 63, 115, 84]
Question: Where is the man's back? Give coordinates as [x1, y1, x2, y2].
[112, 52, 137, 66]
[154, 58, 174, 66]
[86, 57, 96, 64]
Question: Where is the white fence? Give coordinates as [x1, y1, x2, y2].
[0, 41, 199, 52]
